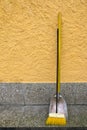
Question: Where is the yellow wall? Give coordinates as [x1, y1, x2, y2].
[0, 0, 87, 82]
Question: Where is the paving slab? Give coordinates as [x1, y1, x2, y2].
[0, 83, 24, 105]
[23, 83, 51, 105]
[75, 83, 87, 104]
[67, 105, 87, 127]
[19, 105, 48, 127]
[0, 105, 24, 127]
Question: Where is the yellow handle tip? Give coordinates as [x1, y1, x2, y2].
[58, 12, 62, 28]
[58, 12, 62, 17]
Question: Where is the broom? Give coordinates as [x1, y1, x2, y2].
[46, 12, 68, 125]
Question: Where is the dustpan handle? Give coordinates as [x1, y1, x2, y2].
[56, 13, 62, 113]
[57, 12, 61, 93]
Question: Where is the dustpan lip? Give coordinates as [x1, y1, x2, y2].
[49, 113, 65, 118]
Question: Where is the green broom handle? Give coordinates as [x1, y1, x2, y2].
[58, 13, 61, 93]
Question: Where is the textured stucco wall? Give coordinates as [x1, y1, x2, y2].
[0, 0, 87, 82]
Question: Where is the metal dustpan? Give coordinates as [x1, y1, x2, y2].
[49, 94, 68, 119]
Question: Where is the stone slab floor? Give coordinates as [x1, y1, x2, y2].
[0, 83, 86, 127]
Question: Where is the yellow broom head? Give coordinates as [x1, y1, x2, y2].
[46, 113, 66, 125]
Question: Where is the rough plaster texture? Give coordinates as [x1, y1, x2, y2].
[0, 0, 87, 82]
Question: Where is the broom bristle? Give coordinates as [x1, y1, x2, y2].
[46, 116, 66, 125]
